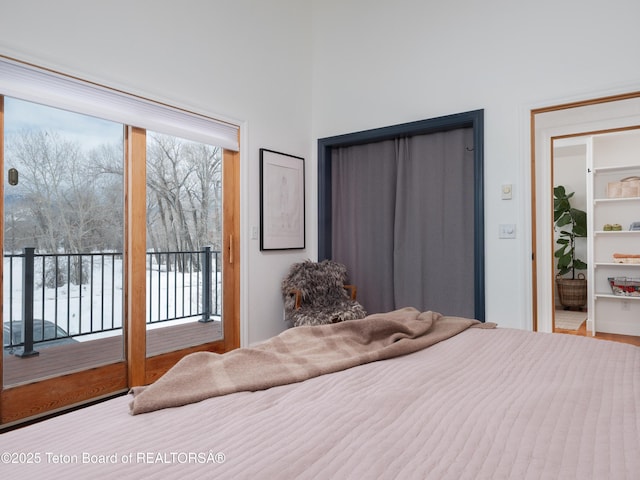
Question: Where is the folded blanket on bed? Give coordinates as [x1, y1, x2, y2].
[129, 307, 495, 414]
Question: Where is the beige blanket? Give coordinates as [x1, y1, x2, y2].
[129, 307, 494, 415]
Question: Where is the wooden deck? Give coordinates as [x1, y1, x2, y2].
[3, 320, 222, 386]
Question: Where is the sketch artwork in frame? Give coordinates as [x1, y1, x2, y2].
[260, 149, 305, 250]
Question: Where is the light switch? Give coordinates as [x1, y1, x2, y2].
[499, 224, 516, 239]
[501, 184, 512, 200]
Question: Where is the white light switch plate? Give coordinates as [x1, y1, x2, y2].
[499, 224, 516, 239]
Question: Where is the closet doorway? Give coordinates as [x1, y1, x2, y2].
[318, 110, 485, 321]
[531, 91, 640, 333]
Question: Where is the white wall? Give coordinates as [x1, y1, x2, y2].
[310, 0, 640, 329]
[0, 0, 314, 345]
[2, 0, 640, 341]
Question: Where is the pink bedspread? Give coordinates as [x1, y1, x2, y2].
[1, 327, 638, 479]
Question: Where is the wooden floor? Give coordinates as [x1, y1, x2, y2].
[3, 320, 222, 386]
[554, 321, 640, 347]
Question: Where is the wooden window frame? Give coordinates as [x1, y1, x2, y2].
[0, 97, 240, 427]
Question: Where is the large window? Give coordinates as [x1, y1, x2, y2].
[0, 57, 240, 426]
[145, 131, 224, 356]
[3, 98, 125, 387]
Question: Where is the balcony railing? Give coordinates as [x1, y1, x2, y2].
[3, 247, 221, 355]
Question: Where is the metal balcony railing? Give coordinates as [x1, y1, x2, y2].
[3, 247, 221, 356]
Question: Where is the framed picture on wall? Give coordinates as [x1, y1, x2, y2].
[260, 148, 305, 250]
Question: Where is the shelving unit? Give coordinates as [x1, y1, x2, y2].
[587, 131, 640, 336]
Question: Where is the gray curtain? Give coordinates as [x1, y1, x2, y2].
[331, 127, 475, 318]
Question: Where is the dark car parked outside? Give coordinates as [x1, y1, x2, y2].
[3, 320, 77, 353]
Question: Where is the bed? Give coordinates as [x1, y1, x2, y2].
[0, 308, 638, 479]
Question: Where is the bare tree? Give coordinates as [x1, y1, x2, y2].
[5, 129, 222, 277]
[6, 130, 76, 253]
[87, 142, 125, 251]
[183, 142, 222, 250]
[146, 133, 222, 271]
[5, 130, 124, 284]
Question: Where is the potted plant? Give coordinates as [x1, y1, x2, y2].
[553, 185, 587, 308]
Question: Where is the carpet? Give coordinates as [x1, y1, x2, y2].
[555, 309, 587, 330]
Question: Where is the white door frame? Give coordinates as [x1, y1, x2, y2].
[531, 92, 640, 333]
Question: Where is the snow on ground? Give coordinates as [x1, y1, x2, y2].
[3, 255, 221, 342]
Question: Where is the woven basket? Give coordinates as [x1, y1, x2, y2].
[607, 176, 640, 198]
[556, 274, 587, 308]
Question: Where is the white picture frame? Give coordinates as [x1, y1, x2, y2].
[259, 149, 305, 250]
